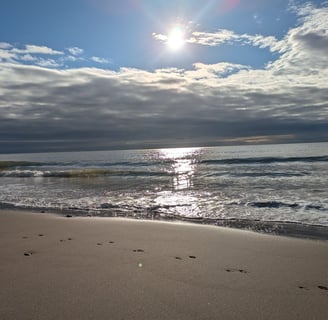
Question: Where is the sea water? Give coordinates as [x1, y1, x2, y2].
[0, 142, 327, 238]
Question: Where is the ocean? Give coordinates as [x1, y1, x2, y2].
[0, 142, 327, 239]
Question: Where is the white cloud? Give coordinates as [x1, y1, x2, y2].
[0, 43, 111, 68]
[243, 34, 285, 53]
[185, 62, 250, 81]
[62, 55, 79, 62]
[11, 45, 64, 55]
[0, 49, 17, 62]
[152, 33, 168, 42]
[91, 56, 110, 64]
[19, 54, 38, 62]
[188, 29, 236, 46]
[268, 4, 328, 75]
[35, 58, 62, 68]
[288, 0, 315, 15]
[26, 45, 63, 55]
[0, 42, 12, 49]
[189, 29, 285, 53]
[154, 27, 284, 53]
[2, 45, 64, 64]
[67, 47, 84, 56]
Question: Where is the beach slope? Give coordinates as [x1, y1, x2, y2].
[0, 210, 327, 320]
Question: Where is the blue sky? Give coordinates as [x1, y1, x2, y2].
[0, 0, 327, 152]
[0, 0, 299, 69]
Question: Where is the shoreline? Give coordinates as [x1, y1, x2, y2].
[1, 209, 328, 319]
[1, 204, 328, 241]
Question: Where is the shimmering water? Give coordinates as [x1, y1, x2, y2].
[0, 143, 327, 238]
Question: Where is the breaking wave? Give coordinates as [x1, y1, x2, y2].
[0, 168, 169, 178]
[201, 155, 328, 165]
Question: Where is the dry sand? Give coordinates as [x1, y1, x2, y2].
[0, 209, 327, 320]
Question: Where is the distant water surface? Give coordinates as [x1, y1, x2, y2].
[0, 143, 327, 239]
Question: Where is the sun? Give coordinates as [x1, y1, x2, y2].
[167, 25, 185, 51]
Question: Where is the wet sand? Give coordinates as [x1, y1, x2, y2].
[0, 210, 327, 320]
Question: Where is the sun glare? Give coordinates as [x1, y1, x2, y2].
[167, 25, 185, 51]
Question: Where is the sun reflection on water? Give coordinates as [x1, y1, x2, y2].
[143, 147, 204, 218]
[158, 147, 202, 191]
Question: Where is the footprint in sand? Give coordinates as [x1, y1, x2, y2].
[174, 256, 197, 260]
[298, 285, 328, 292]
[298, 286, 310, 290]
[317, 285, 328, 291]
[133, 249, 144, 253]
[109, 241, 115, 244]
[60, 237, 73, 242]
[225, 268, 248, 274]
[24, 251, 35, 256]
[97, 243, 103, 246]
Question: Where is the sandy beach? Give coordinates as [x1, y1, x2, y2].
[0, 210, 327, 320]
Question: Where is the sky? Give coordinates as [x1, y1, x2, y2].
[0, 0, 327, 153]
